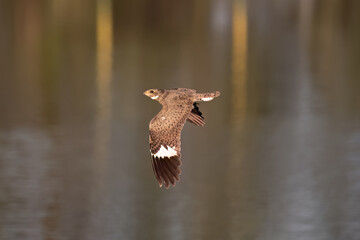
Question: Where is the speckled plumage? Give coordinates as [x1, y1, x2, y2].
[144, 88, 220, 188]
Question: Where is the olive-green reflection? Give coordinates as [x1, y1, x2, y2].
[94, 0, 113, 179]
[87, 1, 114, 238]
[228, 0, 257, 239]
[0, 0, 360, 240]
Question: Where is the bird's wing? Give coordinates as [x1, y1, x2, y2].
[194, 91, 220, 102]
[187, 102, 205, 126]
[149, 104, 192, 188]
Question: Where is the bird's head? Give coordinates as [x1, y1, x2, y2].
[143, 89, 162, 101]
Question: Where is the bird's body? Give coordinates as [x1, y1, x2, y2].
[144, 88, 220, 188]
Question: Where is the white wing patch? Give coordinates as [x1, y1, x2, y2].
[201, 97, 213, 101]
[151, 95, 159, 100]
[152, 145, 177, 158]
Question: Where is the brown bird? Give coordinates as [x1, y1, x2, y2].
[143, 88, 220, 188]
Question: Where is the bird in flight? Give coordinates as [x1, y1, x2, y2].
[143, 88, 220, 188]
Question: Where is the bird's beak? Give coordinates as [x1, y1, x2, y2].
[143, 91, 148, 96]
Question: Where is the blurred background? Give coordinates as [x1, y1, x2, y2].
[0, 0, 360, 239]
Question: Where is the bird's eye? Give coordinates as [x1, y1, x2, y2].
[150, 90, 154, 93]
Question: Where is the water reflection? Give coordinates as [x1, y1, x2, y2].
[0, 0, 360, 240]
[93, 0, 113, 199]
[85, 1, 114, 239]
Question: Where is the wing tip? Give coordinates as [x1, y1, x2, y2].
[187, 104, 205, 126]
[151, 155, 182, 189]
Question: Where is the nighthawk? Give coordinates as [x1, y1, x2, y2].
[143, 88, 220, 188]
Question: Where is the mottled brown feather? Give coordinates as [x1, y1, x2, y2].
[145, 88, 220, 188]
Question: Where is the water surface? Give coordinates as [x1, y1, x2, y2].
[0, 1, 359, 240]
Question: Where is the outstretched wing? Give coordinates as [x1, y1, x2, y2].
[149, 104, 192, 188]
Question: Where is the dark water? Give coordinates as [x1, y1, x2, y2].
[1, 0, 360, 239]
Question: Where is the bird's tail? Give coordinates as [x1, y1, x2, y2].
[194, 91, 220, 102]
